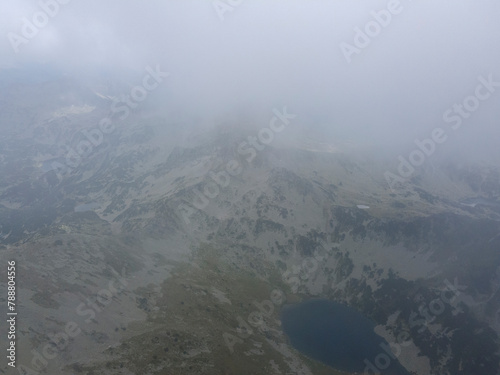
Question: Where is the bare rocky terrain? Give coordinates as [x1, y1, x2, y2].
[1, 73, 499, 375]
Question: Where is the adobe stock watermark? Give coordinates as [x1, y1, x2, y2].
[340, 0, 408, 64]
[384, 73, 500, 192]
[7, 0, 72, 54]
[409, 278, 466, 334]
[177, 107, 296, 225]
[212, 0, 244, 22]
[363, 278, 466, 374]
[17, 267, 128, 375]
[50, 64, 169, 181]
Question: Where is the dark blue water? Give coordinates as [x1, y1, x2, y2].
[281, 299, 410, 374]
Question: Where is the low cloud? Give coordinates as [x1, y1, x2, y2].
[1, 0, 499, 163]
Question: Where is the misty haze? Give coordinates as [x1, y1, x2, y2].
[0, 1, 500, 374]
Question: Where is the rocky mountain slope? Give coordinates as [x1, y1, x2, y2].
[0, 75, 499, 375]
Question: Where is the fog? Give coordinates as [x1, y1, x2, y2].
[1, 0, 500, 162]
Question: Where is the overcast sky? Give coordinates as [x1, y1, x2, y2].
[1, 0, 500, 161]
